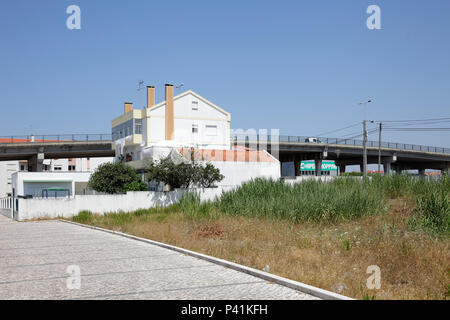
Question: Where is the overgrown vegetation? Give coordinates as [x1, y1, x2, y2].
[408, 190, 449, 237]
[72, 174, 450, 299]
[88, 162, 146, 194]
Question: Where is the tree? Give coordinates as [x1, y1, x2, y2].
[88, 162, 145, 194]
[199, 163, 224, 188]
[144, 156, 224, 190]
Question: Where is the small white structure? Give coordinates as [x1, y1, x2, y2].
[12, 172, 93, 198]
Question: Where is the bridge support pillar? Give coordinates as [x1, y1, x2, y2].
[339, 164, 346, 174]
[418, 168, 426, 177]
[27, 153, 44, 172]
[315, 159, 322, 176]
[383, 162, 391, 175]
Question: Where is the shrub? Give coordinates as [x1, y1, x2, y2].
[124, 181, 147, 192]
[145, 157, 223, 190]
[88, 162, 142, 194]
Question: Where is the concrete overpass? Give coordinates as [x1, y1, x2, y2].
[233, 135, 450, 176]
[1, 134, 449, 175]
[0, 135, 115, 172]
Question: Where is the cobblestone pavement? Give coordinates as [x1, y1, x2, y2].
[0, 216, 319, 300]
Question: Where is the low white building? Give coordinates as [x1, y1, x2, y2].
[0, 157, 113, 197]
[11, 171, 93, 198]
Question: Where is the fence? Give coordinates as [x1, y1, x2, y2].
[232, 135, 450, 154]
[0, 196, 14, 219]
[0, 134, 113, 144]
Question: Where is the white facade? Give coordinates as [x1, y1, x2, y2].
[146, 91, 230, 149]
[0, 157, 113, 197]
[12, 171, 93, 198]
[0, 161, 19, 197]
[112, 90, 231, 163]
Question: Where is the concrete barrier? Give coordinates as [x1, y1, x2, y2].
[14, 187, 229, 221]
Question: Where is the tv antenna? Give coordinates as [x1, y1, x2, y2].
[137, 80, 145, 91]
[175, 83, 184, 92]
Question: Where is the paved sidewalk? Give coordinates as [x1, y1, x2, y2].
[0, 217, 319, 300]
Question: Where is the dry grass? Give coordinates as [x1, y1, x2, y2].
[74, 198, 449, 300]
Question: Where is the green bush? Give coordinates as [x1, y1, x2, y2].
[145, 157, 224, 190]
[88, 162, 142, 194]
[124, 181, 147, 192]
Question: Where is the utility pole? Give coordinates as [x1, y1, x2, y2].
[359, 100, 372, 177]
[363, 120, 367, 177]
[378, 122, 382, 174]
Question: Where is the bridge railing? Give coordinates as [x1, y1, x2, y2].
[232, 135, 450, 154]
[1, 133, 449, 154]
[0, 134, 113, 144]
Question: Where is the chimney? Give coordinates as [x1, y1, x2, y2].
[124, 102, 133, 114]
[165, 84, 174, 140]
[147, 86, 155, 108]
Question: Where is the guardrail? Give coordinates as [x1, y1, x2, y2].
[0, 134, 113, 143]
[1, 133, 448, 154]
[232, 135, 450, 154]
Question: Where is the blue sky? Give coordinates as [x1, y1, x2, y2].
[1, 0, 449, 147]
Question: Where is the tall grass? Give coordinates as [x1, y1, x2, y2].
[408, 190, 449, 237]
[72, 175, 449, 227]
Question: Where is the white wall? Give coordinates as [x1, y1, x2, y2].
[210, 161, 281, 187]
[15, 188, 232, 221]
[0, 161, 18, 197]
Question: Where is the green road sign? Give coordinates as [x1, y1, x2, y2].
[300, 160, 337, 171]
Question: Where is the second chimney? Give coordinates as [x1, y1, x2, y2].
[165, 84, 174, 140]
[147, 86, 155, 108]
[124, 102, 133, 114]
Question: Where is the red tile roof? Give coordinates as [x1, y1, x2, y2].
[178, 147, 277, 163]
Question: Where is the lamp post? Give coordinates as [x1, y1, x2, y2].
[358, 100, 372, 177]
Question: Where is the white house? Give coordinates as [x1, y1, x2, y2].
[112, 85, 231, 162]
[111, 84, 281, 187]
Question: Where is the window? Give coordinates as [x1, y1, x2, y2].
[135, 119, 142, 134]
[68, 165, 76, 171]
[205, 125, 217, 136]
[20, 165, 25, 171]
[54, 166, 62, 171]
[192, 101, 198, 111]
[192, 124, 198, 134]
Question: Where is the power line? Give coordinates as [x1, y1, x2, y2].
[384, 127, 450, 131]
[377, 117, 450, 123]
[314, 122, 361, 137]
